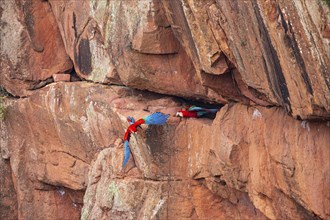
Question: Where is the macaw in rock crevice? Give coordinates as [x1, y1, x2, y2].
[175, 105, 219, 118]
[122, 112, 170, 170]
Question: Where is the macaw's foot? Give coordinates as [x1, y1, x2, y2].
[116, 169, 126, 179]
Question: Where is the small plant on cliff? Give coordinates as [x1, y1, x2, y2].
[321, 0, 330, 7]
[0, 87, 9, 120]
[0, 98, 6, 120]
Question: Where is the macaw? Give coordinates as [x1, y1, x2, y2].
[175, 105, 219, 118]
[122, 112, 170, 170]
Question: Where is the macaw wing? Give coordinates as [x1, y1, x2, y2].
[143, 112, 170, 125]
[188, 106, 205, 111]
[122, 140, 131, 169]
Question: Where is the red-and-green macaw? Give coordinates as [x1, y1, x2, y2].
[122, 112, 170, 170]
[175, 105, 219, 118]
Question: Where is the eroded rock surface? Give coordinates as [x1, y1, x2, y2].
[0, 158, 18, 220]
[81, 138, 266, 220]
[0, 0, 73, 97]
[1, 83, 263, 219]
[191, 104, 330, 219]
[1, 82, 181, 219]
[166, 0, 330, 118]
[210, 0, 330, 118]
[1, 0, 330, 219]
[47, 0, 251, 104]
[46, 0, 330, 119]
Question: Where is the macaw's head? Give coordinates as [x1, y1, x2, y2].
[175, 111, 184, 117]
[127, 116, 134, 123]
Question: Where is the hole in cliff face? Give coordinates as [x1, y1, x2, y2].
[212, 175, 227, 186]
[29, 76, 54, 90]
[69, 68, 82, 82]
[219, 180, 227, 186]
[0, 86, 13, 98]
[177, 97, 223, 109]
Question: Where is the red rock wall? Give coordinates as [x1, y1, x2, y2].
[163, 0, 330, 119]
[0, 158, 18, 220]
[0, 0, 329, 219]
[0, 0, 72, 97]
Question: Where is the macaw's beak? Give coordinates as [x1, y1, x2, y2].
[175, 112, 183, 117]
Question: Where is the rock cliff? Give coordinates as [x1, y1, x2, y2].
[0, 0, 329, 220]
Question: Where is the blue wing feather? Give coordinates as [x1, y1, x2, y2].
[122, 140, 131, 169]
[144, 112, 170, 125]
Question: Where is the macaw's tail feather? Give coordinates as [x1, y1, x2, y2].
[122, 140, 131, 169]
[207, 108, 219, 113]
[189, 106, 219, 113]
[144, 112, 170, 125]
[196, 109, 219, 117]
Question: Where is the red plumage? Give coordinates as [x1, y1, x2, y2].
[176, 110, 198, 118]
[123, 118, 145, 141]
[176, 106, 219, 118]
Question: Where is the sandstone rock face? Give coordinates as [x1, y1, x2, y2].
[2, 83, 329, 219]
[0, 82, 181, 219]
[82, 144, 266, 220]
[0, 158, 18, 220]
[0, 83, 264, 219]
[0, 0, 73, 97]
[212, 0, 330, 119]
[167, 0, 330, 118]
[1, 0, 330, 219]
[198, 104, 330, 219]
[53, 73, 71, 82]
[48, 0, 248, 103]
[46, 0, 330, 119]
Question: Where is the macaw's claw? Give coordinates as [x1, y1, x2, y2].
[116, 170, 126, 179]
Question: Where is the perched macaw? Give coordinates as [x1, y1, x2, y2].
[122, 112, 170, 170]
[175, 105, 219, 118]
